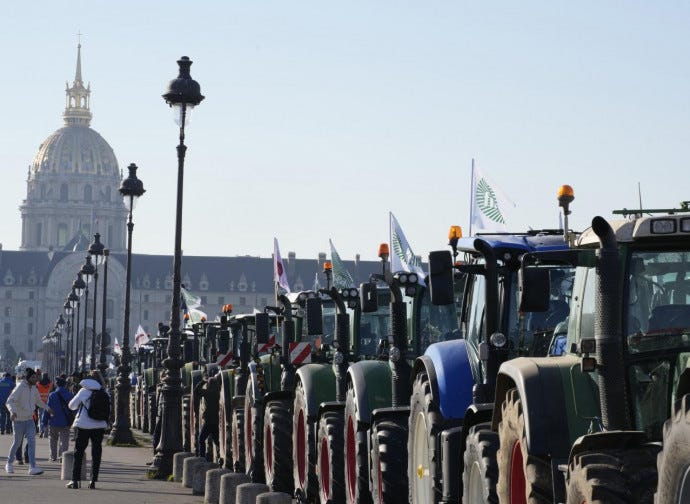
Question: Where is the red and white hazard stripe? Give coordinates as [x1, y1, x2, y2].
[216, 352, 234, 368]
[289, 342, 312, 365]
[258, 335, 276, 353]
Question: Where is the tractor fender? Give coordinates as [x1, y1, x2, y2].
[569, 430, 649, 461]
[491, 356, 576, 459]
[246, 361, 264, 402]
[415, 340, 475, 420]
[346, 360, 392, 425]
[295, 363, 336, 420]
[264, 389, 295, 412]
[318, 401, 345, 418]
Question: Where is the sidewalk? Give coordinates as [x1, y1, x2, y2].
[0, 428, 203, 503]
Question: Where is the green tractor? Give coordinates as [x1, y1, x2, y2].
[491, 205, 690, 503]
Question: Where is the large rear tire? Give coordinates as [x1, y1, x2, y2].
[294, 382, 318, 502]
[408, 371, 444, 504]
[496, 388, 552, 504]
[344, 385, 372, 504]
[462, 423, 499, 504]
[566, 446, 659, 503]
[317, 409, 345, 504]
[370, 416, 408, 504]
[231, 406, 245, 472]
[244, 384, 265, 482]
[656, 393, 690, 503]
[263, 398, 294, 493]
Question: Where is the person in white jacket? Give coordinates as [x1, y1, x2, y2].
[65, 371, 109, 489]
[4, 367, 54, 475]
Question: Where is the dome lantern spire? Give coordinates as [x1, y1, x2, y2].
[64, 43, 92, 127]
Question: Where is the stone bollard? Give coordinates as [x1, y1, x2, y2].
[182, 456, 206, 488]
[219, 472, 251, 504]
[60, 451, 87, 481]
[173, 451, 194, 483]
[256, 492, 293, 504]
[193, 461, 217, 496]
[236, 483, 270, 504]
[204, 468, 231, 504]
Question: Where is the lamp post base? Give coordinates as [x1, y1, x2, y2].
[147, 358, 183, 479]
[110, 369, 136, 446]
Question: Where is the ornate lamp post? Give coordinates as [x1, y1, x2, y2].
[98, 249, 110, 376]
[71, 274, 86, 374]
[150, 56, 204, 477]
[65, 296, 76, 372]
[88, 233, 105, 370]
[80, 256, 95, 373]
[111, 163, 145, 445]
[56, 314, 66, 375]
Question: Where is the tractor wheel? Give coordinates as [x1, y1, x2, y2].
[244, 384, 265, 482]
[231, 406, 245, 472]
[317, 409, 345, 504]
[294, 382, 318, 502]
[263, 398, 294, 493]
[370, 416, 408, 504]
[496, 388, 552, 504]
[462, 423, 499, 504]
[656, 393, 690, 503]
[344, 386, 372, 504]
[408, 371, 444, 504]
[566, 446, 659, 503]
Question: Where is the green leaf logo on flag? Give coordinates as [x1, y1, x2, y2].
[476, 178, 506, 224]
[329, 239, 355, 289]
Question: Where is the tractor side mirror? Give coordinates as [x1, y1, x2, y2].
[428, 250, 454, 305]
[255, 312, 270, 344]
[306, 297, 323, 335]
[519, 267, 550, 312]
[360, 282, 378, 313]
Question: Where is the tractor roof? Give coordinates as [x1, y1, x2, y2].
[577, 212, 690, 247]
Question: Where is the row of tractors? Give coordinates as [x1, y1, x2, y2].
[130, 189, 690, 503]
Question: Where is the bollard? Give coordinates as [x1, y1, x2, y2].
[173, 451, 194, 483]
[193, 461, 217, 496]
[182, 456, 206, 488]
[204, 468, 231, 504]
[219, 472, 251, 504]
[256, 492, 293, 504]
[60, 451, 87, 481]
[236, 483, 270, 504]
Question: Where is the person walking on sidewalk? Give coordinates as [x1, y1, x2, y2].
[44, 376, 74, 462]
[0, 372, 14, 435]
[36, 373, 52, 438]
[66, 371, 109, 489]
[4, 367, 54, 475]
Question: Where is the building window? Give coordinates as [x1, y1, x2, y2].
[239, 297, 246, 306]
[201, 296, 207, 305]
[3, 323, 9, 335]
[84, 185, 92, 203]
[28, 323, 33, 335]
[218, 296, 225, 305]
[4, 307, 10, 317]
[28, 339, 33, 353]
[29, 291, 34, 300]
[143, 294, 149, 302]
[58, 223, 68, 247]
[28, 307, 33, 317]
[144, 310, 149, 321]
[60, 183, 69, 201]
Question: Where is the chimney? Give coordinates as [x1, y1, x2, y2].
[317, 252, 327, 271]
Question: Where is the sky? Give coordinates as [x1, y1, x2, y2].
[1, 2, 689, 262]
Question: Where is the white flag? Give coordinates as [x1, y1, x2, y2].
[113, 337, 122, 355]
[188, 307, 208, 324]
[329, 239, 355, 289]
[133, 324, 149, 350]
[181, 286, 201, 310]
[389, 212, 426, 285]
[470, 160, 515, 234]
[273, 238, 291, 294]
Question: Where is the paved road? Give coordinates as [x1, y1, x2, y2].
[0, 428, 203, 503]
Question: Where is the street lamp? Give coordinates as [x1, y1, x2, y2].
[64, 298, 74, 372]
[56, 314, 66, 375]
[98, 249, 110, 376]
[150, 56, 204, 478]
[111, 162, 145, 446]
[88, 233, 105, 370]
[80, 256, 95, 373]
[71, 274, 85, 374]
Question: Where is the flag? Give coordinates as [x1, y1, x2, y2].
[187, 307, 208, 324]
[274, 238, 291, 293]
[329, 239, 355, 289]
[470, 159, 515, 234]
[181, 286, 201, 312]
[113, 337, 122, 355]
[134, 324, 149, 350]
[390, 212, 426, 285]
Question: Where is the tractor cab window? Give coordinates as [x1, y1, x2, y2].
[321, 304, 337, 346]
[357, 290, 391, 357]
[464, 274, 487, 354]
[417, 287, 460, 350]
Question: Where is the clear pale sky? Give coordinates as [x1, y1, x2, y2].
[1, 2, 688, 261]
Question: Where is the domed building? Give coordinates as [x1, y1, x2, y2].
[19, 44, 127, 252]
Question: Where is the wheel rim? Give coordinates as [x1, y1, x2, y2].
[297, 409, 307, 486]
[320, 437, 331, 500]
[467, 461, 483, 503]
[509, 439, 526, 504]
[265, 423, 273, 479]
[412, 412, 432, 504]
[346, 416, 356, 502]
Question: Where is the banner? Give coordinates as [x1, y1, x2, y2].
[113, 337, 121, 355]
[389, 212, 426, 285]
[133, 324, 149, 350]
[273, 237, 291, 294]
[329, 239, 355, 289]
[470, 160, 515, 234]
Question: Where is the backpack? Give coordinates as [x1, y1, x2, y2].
[86, 388, 110, 421]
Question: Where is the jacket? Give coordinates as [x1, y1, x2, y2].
[45, 386, 75, 427]
[68, 378, 108, 429]
[0, 376, 14, 405]
[6, 379, 49, 421]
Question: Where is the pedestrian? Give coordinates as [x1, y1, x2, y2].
[45, 376, 75, 462]
[36, 372, 52, 438]
[194, 366, 220, 462]
[0, 372, 13, 434]
[66, 370, 109, 489]
[4, 367, 54, 475]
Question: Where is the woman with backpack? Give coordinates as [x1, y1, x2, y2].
[65, 370, 109, 489]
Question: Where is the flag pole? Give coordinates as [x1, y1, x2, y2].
[469, 158, 475, 236]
